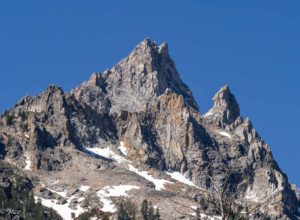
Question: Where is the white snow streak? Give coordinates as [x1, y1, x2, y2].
[97, 185, 139, 213]
[118, 141, 128, 155]
[85, 147, 127, 163]
[85, 147, 173, 191]
[46, 188, 68, 198]
[165, 171, 198, 188]
[35, 194, 85, 220]
[79, 185, 90, 192]
[24, 154, 32, 170]
[219, 131, 232, 139]
[128, 165, 172, 190]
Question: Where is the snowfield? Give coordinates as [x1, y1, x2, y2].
[165, 171, 199, 188]
[35, 191, 85, 220]
[85, 146, 174, 191]
[128, 165, 173, 190]
[85, 147, 127, 163]
[97, 185, 139, 213]
[79, 185, 90, 192]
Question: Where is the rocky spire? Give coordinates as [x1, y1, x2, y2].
[204, 85, 240, 127]
[72, 38, 199, 113]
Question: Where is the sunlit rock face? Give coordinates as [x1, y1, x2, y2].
[0, 39, 299, 220]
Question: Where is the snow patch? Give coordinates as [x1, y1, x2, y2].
[47, 188, 68, 198]
[24, 154, 32, 170]
[128, 165, 172, 190]
[118, 141, 127, 155]
[165, 171, 198, 188]
[85, 147, 127, 163]
[35, 194, 85, 220]
[79, 185, 90, 192]
[219, 131, 232, 139]
[97, 185, 139, 213]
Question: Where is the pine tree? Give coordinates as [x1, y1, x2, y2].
[148, 202, 154, 220]
[32, 200, 44, 220]
[117, 199, 136, 220]
[117, 203, 127, 220]
[141, 199, 149, 220]
[154, 208, 161, 220]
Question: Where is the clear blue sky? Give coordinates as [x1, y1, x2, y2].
[1, 1, 299, 186]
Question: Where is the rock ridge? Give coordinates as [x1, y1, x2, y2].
[0, 39, 299, 220]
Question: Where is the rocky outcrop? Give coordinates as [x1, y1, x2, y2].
[72, 39, 198, 114]
[0, 39, 299, 219]
[0, 160, 62, 219]
[204, 85, 241, 129]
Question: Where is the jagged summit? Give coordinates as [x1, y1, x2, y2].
[0, 39, 299, 220]
[72, 38, 199, 113]
[132, 38, 168, 54]
[204, 84, 241, 128]
[124, 38, 170, 72]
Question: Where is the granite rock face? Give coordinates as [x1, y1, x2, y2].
[0, 39, 299, 219]
[204, 85, 241, 128]
[71, 39, 198, 114]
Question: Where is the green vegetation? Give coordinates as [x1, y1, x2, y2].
[115, 199, 160, 220]
[18, 111, 28, 121]
[140, 199, 160, 220]
[117, 199, 137, 220]
[5, 115, 14, 126]
[75, 207, 110, 220]
[0, 161, 61, 220]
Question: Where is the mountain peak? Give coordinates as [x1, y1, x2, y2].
[1, 39, 299, 220]
[213, 85, 238, 109]
[135, 38, 168, 53]
[125, 38, 169, 70]
[205, 85, 240, 127]
[73, 39, 199, 113]
[137, 38, 157, 48]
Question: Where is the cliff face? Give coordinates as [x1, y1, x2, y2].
[0, 39, 299, 220]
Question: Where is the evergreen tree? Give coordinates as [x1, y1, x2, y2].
[148, 202, 154, 220]
[117, 203, 129, 220]
[154, 208, 161, 220]
[5, 115, 13, 126]
[32, 200, 45, 220]
[141, 199, 149, 220]
[117, 199, 136, 220]
[0, 161, 62, 220]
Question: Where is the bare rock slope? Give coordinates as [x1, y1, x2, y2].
[0, 39, 299, 220]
